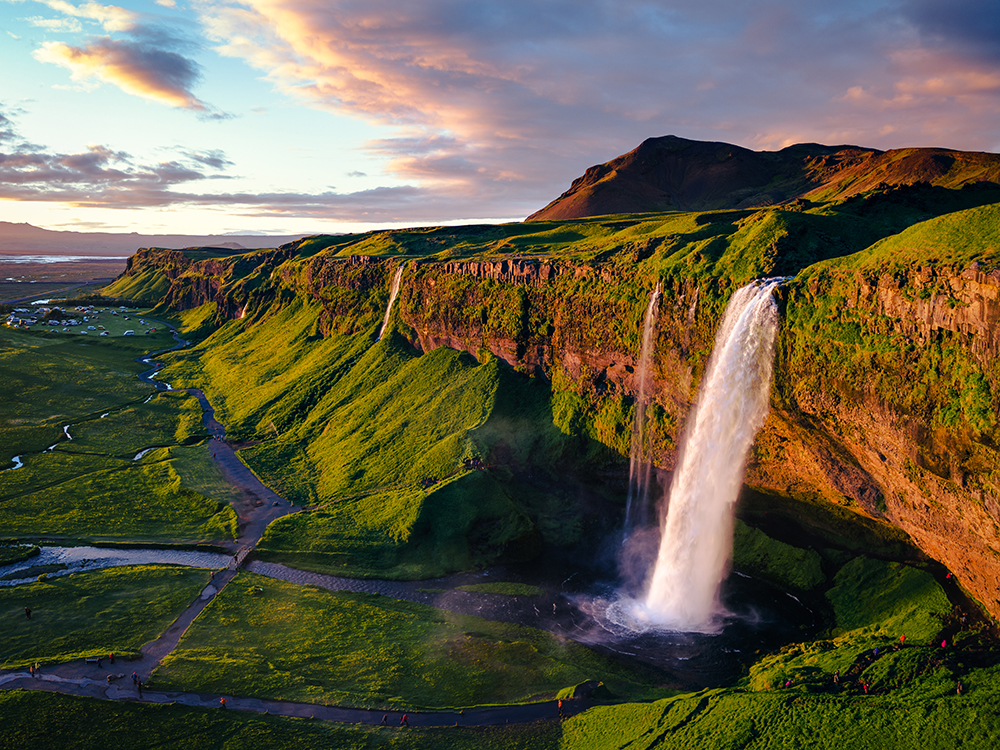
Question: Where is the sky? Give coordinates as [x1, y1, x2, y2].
[1, 0, 1000, 236]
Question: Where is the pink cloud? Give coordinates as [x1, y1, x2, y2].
[35, 37, 208, 110]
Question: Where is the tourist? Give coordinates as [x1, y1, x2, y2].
[28, 664, 34, 678]
[109, 652, 115, 664]
[957, 681, 964, 695]
[132, 672, 138, 685]
[400, 714, 409, 727]
[220, 697, 227, 709]
[558, 698, 564, 718]
[380, 714, 387, 725]
[24, 607, 31, 619]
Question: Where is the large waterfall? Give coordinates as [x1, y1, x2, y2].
[639, 279, 782, 632]
[624, 281, 663, 533]
[376, 266, 404, 341]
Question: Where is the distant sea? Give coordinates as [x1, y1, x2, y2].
[0, 254, 130, 263]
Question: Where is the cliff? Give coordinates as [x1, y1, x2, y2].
[105, 199, 1000, 617]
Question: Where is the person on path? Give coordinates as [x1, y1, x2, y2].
[24, 607, 31, 619]
[380, 715, 387, 726]
[131, 672, 138, 685]
[957, 681, 964, 695]
[28, 664, 34, 678]
[109, 652, 115, 665]
[400, 714, 408, 727]
[137, 681, 143, 698]
[220, 698, 227, 709]
[558, 699, 564, 719]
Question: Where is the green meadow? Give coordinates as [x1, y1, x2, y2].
[0, 566, 210, 667]
[0, 307, 236, 544]
[153, 572, 666, 710]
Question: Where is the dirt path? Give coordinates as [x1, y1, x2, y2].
[0, 664, 585, 725]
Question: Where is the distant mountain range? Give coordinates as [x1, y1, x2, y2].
[528, 135, 1000, 220]
[0, 222, 307, 255]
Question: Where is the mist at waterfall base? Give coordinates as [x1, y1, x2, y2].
[546, 278, 808, 685]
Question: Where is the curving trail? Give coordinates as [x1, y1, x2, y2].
[0, 320, 583, 726]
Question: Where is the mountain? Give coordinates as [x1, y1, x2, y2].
[0, 221, 307, 254]
[528, 135, 1000, 220]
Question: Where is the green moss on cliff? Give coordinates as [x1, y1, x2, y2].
[731, 519, 826, 591]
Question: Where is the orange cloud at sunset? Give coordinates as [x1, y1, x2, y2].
[34, 38, 207, 110]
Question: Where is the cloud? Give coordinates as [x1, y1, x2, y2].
[28, 1, 229, 116]
[35, 36, 209, 109]
[25, 15, 83, 32]
[0, 106, 530, 221]
[191, 0, 1000, 206]
[42, 0, 138, 33]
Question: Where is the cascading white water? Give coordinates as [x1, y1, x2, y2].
[624, 281, 662, 533]
[376, 266, 404, 341]
[639, 279, 783, 632]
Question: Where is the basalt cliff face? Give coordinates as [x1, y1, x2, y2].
[114, 226, 1000, 617]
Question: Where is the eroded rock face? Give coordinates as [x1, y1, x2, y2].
[857, 264, 1000, 360]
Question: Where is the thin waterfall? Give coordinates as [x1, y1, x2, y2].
[640, 279, 783, 632]
[377, 266, 404, 341]
[624, 281, 662, 533]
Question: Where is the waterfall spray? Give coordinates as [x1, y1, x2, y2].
[377, 266, 404, 341]
[639, 279, 783, 632]
[624, 281, 662, 533]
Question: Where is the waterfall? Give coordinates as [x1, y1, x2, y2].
[624, 281, 662, 533]
[376, 266, 404, 342]
[640, 279, 782, 632]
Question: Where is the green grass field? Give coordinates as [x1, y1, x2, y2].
[0, 565, 210, 667]
[153, 572, 668, 710]
[0, 309, 236, 543]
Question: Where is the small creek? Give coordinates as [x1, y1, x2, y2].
[0, 545, 232, 587]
